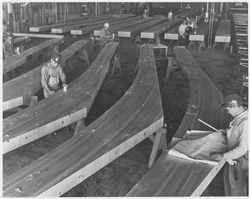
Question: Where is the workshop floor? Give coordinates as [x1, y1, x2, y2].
[3, 35, 242, 197]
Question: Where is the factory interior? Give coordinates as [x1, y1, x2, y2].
[2, 2, 249, 197]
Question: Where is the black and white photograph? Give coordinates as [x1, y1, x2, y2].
[2, 1, 248, 197]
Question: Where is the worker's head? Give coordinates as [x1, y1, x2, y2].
[104, 23, 109, 30]
[221, 94, 244, 117]
[51, 54, 61, 67]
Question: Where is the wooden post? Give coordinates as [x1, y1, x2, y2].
[74, 119, 86, 136]
[148, 126, 167, 168]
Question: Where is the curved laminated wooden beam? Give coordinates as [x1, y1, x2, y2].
[3, 42, 119, 154]
[3, 44, 164, 197]
[3, 38, 62, 75]
[118, 18, 167, 38]
[3, 40, 89, 111]
[127, 47, 229, 196]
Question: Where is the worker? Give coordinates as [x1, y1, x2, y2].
[41, 54, 67, 98]
[3, 31, 15, 59]
[168, 9, 173, 20]
[178, 19, 188, 46]
[211, 94, 248, 196]
[99, 23, 113, 50]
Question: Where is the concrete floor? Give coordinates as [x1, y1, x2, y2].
[3, 35, 243, 196]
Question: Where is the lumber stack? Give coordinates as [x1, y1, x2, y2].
[3, 38, 62, 75]
[3, 44, 164, 197]
[3, 42, 118, 154]
[118, 18, 167, 38]
[127, 47, 229, 196]
[3, 40, 89, 111]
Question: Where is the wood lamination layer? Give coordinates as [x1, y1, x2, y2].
[3, 44, 164, 197]
[118, 18, 167, 38]
[3, 39, 62, 74]
[3, 40, 89, 111]
[3, 42, 118, 154]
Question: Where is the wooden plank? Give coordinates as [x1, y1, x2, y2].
[118, 18, 167, 38]
[71, 16, 142, 36]
[215, 20, 231, 43]
[3, 44, 164, 197]
[3, 39, 62, 74]
[3, 42, 118, 154]
[141, 18, 182, 39]
[29, 15, 113, 32]
[13, 33, 64, 40]
[127, 150, 225, 196]
[3, 40, 89, 111]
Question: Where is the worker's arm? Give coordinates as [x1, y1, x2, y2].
[58, 65, 67, 86]
[223, 120, 248, 160]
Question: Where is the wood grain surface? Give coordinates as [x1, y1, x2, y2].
[3, 38, 62, 74]
[3, 40, 89, 111]
[3, 42, 118, 154]
[3, 44, 164, 197]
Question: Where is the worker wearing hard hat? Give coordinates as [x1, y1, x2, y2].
[99, 22, 113, 50]
[211, 94, 248, 196]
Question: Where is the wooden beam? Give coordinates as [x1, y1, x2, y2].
[3, 39, 62, 74]
[3, 42, 118, 154]
[3, 40, 89, 111]
[13, 33, 64, 40]
[3, 44, 164, 197]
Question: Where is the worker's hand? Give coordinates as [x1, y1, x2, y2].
[50, 90, 56, 95]
[218, 129, 226, 135]
[210, 153, 223, 161]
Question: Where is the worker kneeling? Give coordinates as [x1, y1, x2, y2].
[41, 54, 68, 98]
[100, 23, 113, 50]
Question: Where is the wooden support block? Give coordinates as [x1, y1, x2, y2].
[166, 57, 173, 80]
[74, 119, 86, 136]
[111, 55, 121, 76]
[29, 96, 38, 107]
[78, 49, 89, 67]
[148, 127, 167, 168]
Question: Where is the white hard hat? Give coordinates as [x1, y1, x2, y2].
[104, 23, 109, 28]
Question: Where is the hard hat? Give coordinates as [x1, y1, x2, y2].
[221, 94, 243, 108]
[104, 23, 109, 28]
